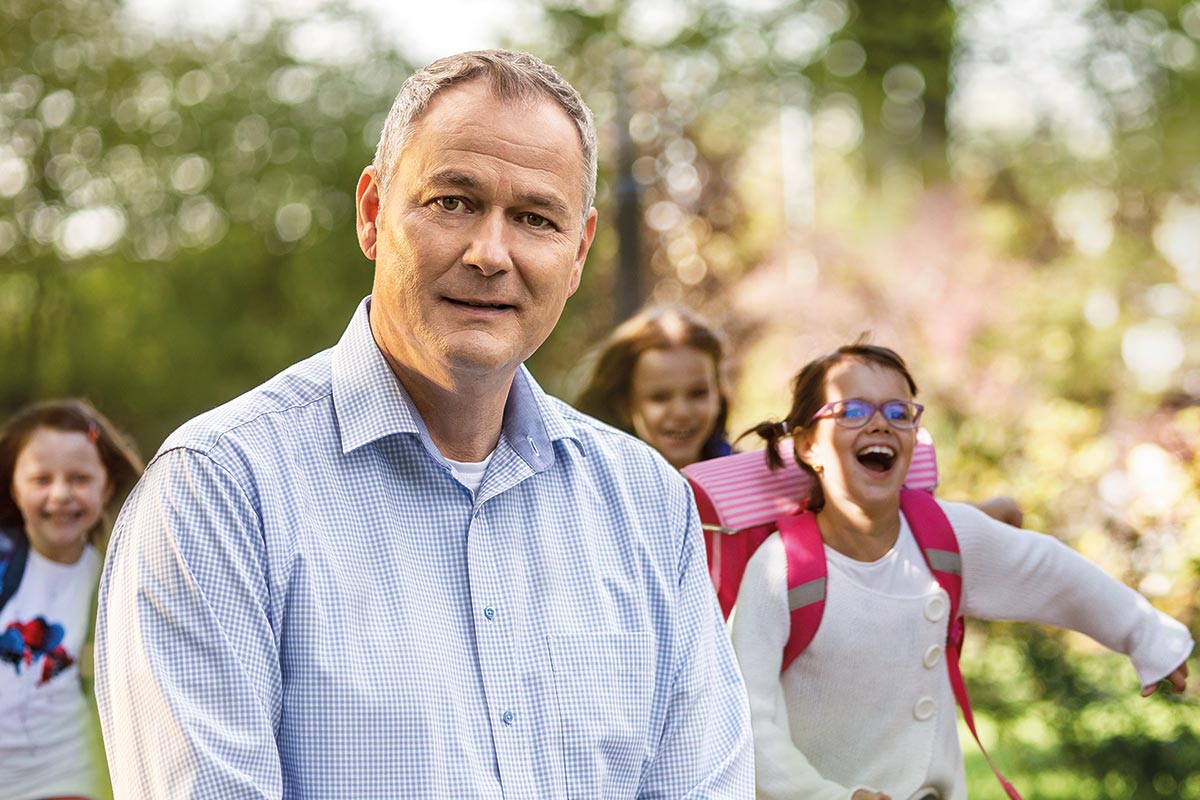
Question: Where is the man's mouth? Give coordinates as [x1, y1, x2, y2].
[856, 444, 896, 473]
[447, 297, 515, 311]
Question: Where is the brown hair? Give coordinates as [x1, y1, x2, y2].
[576, 306, 731, 461]
[743, 339, 918, 512]
[0, 398, 143, 544]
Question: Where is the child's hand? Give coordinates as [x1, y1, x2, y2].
[973, 496, 1024, 528]
[1141, 661, 1189, 697]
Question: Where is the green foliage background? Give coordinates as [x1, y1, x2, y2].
[2, 0, 1198, 796]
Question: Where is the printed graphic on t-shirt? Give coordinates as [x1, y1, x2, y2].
[1, 616, 76, 686]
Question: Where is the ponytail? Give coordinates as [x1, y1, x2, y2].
[739, 415, 825, 511]
[739, 420, 789, 470]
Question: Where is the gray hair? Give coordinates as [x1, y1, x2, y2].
[372, 50, 597, 224]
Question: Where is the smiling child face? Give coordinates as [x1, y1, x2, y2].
[796, 359, 916, 513]
[10, 427, 111, 563]
[629, 346, 722, 470]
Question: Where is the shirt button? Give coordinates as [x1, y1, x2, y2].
[924, 595, 948, 622]
[484, 606, 495, 620]
[913, 696, 936, 721]
[501, 710, 514, 725]
[923, 644, 943, 669]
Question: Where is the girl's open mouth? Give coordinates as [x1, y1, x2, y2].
[856, 444, 896, 473]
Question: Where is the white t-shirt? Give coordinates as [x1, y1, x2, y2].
[447, 451, 495, 495]
[0, 544, 102, 799]
[824, 515, 939, 598]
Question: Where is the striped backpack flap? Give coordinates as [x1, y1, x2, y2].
[684, 428, 939, 617]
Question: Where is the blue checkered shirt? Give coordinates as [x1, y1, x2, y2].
[96, 298, 753, 799]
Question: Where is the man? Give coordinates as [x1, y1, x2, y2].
[96, 50, 753, 798]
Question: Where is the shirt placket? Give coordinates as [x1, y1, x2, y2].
[468, 465, 537, 798]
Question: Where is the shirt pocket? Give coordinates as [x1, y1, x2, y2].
[547, 630, 654, 799]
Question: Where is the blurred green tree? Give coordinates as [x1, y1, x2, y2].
[0, 0, 412, 449]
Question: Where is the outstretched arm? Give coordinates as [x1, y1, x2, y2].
[96, 448, 282, 799]
[970, 496, 1024, 528]
[950, 501, 1195, 693]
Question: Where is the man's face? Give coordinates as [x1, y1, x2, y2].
[356, 80, 597, 388]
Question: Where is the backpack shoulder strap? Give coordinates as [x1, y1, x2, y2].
[777, 512, 826, 673]
[899, 490, 1023, 800]
[899, 489, 962, 625]
[0, 526, 30, 614]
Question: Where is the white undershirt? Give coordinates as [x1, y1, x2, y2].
[823, 515, 939, 598]
[446, 451, 495, 494]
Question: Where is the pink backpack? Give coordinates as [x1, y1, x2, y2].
[683, 429, 938, 618]
[682, 433, 1022, 799]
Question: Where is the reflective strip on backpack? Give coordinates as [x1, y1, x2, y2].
[924, 548, 962, 576]
[787, 577, 826, 611]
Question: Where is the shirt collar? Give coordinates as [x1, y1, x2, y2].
[332, 297, 424, 453]
[331, 296, 580, 469]
[502, 359, 579, 470]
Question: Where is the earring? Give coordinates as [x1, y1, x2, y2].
[812, 463, 824, 476]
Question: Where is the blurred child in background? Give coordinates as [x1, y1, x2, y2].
[576, 305, 732, 469]
[0, 399, 142, 800]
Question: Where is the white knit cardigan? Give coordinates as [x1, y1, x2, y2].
[728, 500, 1195, 800]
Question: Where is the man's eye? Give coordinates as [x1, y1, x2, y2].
[520, 213, 553, 229]
[436, 197, 466, 212]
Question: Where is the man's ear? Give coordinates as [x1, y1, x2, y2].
[567, 207, 598, 297]
[355, 166, 381, 260]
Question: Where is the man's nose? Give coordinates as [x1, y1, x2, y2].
[462, 210, 514, 276]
